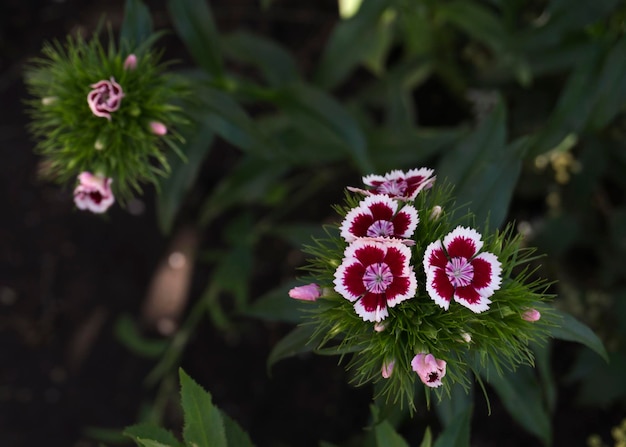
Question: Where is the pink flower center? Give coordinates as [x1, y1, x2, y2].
[428, 372, 440, 383]
[367, 220, 395, 238]
[445, 257, 474, 287]
[379, 179, 407, 196]
[89, 190, 104, 204]
[362, 262, 393, 293]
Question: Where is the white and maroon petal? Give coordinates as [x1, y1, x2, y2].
[382, 243, 412, 276]
[354, 292, 389, 322]
[334, 261, 366, 302]
[344, 240, 386, 265]
[471, 252, 502, 297]
[425, 267, 454, 310]
[443, 226, 483, 259]
[393, 204, 419, 238]
[403, 167, 435, 199]
[423, 240, 448, 271]
[340, 206, 372, 242]
[363, 194, 397, 219]
[386, 270, 417, 308]
[454, 285, 491, 313]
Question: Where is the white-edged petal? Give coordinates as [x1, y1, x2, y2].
[454, 293, 492, 313]
[354, 298, 389, 322]
[443, 226, 484, 256]
[425, 267, 451, 310]
[396, 204, 419, 238]
[333, 260, 361, 302]
[473, 251, 502, 296]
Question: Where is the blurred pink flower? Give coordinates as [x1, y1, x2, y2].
[124, 54, 137, 70]
[381, 360, 395, 379]
[522, 308, 541, 322]
[149, 121, 168, 136]
[87, 77, 124, 120]
[73, 172, 115, 213]
[288, 283, 321, 301]
[411, 353, 446, 388]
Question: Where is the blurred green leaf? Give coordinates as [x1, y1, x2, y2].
[120, 0, 153, 46]
[588, 37, 626, 130]
[420, 427, 433, 447]
[179, 369, 227, 447]
[124, 423, 181, 447]
[267, 324, 318, 372]
[315, 0, 390, 89]
[114, 314, 168, 359]
[550, 309, 609, 362]
[242, 281, 306, 324]
[221, 31, 299, 87]
[222, 413, 256, 447]
[432, 405, 472, 447]
[374, 420, 410, 447]
[566, 349, 626, 407]
[168, 0, 224, 78]
[486, 367, 551, 445]
[435, 381, 473, 428]
[157, 115, 214, 234]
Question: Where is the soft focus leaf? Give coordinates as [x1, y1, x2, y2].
[432, 405, 472, 447]
[242, 282, 306, 324]
[222, 413, 256, 447]
[375, 420, 410, 447]
[267, 324, 318, 372]
[179, 369, 227, 447]
[124, 423, 181, 447]
[168, 0, 224, 78]
[588, 37, 626, 130]
[157, 115, 214, 234]
[221, 31, 299, 86]
[486, 367, 551, 445]
[120, 0, 153, 46]
[420, 427, 433, 447]
[114, 314, 168, 359]
[550, 309, 609, 362]
[435, 382, 473, 428]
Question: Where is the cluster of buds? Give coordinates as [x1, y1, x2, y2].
[290, 168, 551, 404]
[26, 32, 186, 214]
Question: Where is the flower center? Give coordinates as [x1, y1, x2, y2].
[89, 190, 104, 204]
[379, 179, 407, 196]
[445, 257, 474, 288]
[367, 220, 395, 238]
[362, 262, 393, 293]
[427, 372, 439, 383]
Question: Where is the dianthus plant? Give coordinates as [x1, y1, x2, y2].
[24, 28, 188, 212]
[294, 168, 555, 409]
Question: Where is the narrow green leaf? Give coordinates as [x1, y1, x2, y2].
[420, 427, 433, 447]
[157, 115, 214, 234]
[221, 31, 299, 86]
[375, 420, 410, 447]
[550, 309, 609, 362]
[486, 367, 551, 445]
[168, 0, 224, 78]
[179, 368, 227, 447]
[267, 324, 318, 372]
[120, 0, 153, 46]
[124, 423, 181, 447]
[114, 314, 168, 359]
[432, 405, 472, 447]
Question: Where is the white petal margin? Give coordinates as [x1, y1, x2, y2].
[340, 195, 400, 242]
[362, 169, 405, 187]
[443, 226, 484, 256]
[333, 259, 360, 302]
[474, 251, 503, 297]
[354, 299, 389, 322]
[386, 267, 417, 308]
[425, 266, 451, 310]
[422, 239, 443, 273]
[397, 203, 420, 238]
[454, 293, 492, 313]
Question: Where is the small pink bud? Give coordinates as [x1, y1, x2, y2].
[522, 308, 541, 322]
[124, 54, 137, 70]
[374, 322, 387, 332]
[460, 331, 471, 343]
[411, 353, 446, 388]
[288, 283, 321, 301]
[149, 121, 168, 136]
[429, 205, 442, 220]
[73, 172, 115, 213]
[381, 360, 395, 379]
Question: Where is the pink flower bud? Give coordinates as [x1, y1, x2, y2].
[87, 77, 124, 120]
[381, 360, 395, 379]
[411, 353, 446, 388]
[374, 322, 387, 332]
[288, 283, 321, 301]
[522, 308, 541, 322]
[73, 172, 115, 213]
[149, 121, 168, 136]
[124, 54, 137, 70]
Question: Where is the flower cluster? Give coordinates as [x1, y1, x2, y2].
[25, 31, 188, 213]
[291, 168, 553, 408]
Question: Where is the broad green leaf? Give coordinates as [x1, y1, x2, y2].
[315, 0, 390, 89]
[375, 420, 410, 447]
[120, 0, 153, 46]
[435, 381, 473, 428]
[221, 31, 299, 86]
[420, 427, 433, 447]
[486, 367, 551, 445]
[550, 308, 609, 362]
[432, 405, 472, 447]
[179, 369, 227, 447]
[168, 0, 224, 78]
[222, 412, 256, 447]
[124, 423, 181, 447]
[242, 281, 306, 324]
[267, 324, 318, 372]
[533, 342, 557, 414]
[566, 349, 626, 407]
[114, 314, 168, 359]
[157, 115, 214, 234]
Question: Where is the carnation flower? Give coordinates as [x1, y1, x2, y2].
[73, 172, 115, 213]
[423, 226, 502, 313]
[349, 168, 435, 201]
[340, 194, 419, 242]
[411, 353, 446, 388]
[334, 239, 417, 322]
[87, 77, 124, 120]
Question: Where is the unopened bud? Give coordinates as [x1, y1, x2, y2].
[429, 205, 442, 220]
[124, 54, 137, 70]
[149, 121, 167, 136]
[42, 96, 57, 106]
